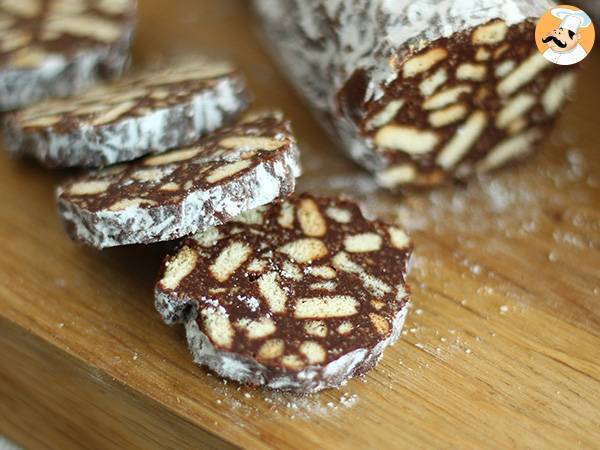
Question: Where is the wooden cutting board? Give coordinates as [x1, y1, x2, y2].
[1, 1, 599, 448]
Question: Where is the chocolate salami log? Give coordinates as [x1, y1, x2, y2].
[56, 112, 301, 248]
[0, 0, 135, 111]
[3, 60, 248, 168]
[155, 194, 412, 393]
[254, 0, 577, 188]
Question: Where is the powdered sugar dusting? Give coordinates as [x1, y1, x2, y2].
[208, 380, 361, 419]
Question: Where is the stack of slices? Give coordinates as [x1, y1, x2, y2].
[0, 0, 413, 394]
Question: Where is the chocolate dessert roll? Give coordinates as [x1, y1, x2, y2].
[254, 0, 576, 188]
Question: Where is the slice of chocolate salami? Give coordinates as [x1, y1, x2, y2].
[155, 194, 412, 393]
[254, 0, 577, 188]
[3, 60, 249, 168]
[56, 112, 301, 248]
[0, 0, 135, 111]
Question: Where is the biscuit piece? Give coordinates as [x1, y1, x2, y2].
[3, 60, 249, 168]
[56, 112, 301, 248]
[0, 0, 135, 111]
[155, 194, 412, 393]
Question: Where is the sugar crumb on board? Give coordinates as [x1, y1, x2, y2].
[206, 380, 362, 419]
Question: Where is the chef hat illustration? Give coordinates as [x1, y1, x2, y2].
[551, 8, 592, 34]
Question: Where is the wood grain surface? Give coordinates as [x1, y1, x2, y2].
[1, 1, 599, 448]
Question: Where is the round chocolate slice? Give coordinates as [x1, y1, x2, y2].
[0, 0, 135, 111]
[56, 112, 301, 248]
[4, 60, 249, 168]
[155, 194, 412, 393]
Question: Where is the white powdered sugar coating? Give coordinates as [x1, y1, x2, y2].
[255, 0, 553, 108]
[184, 305, 408, 393]
[57, 147, 301, 248]
[4, 77, 247, 168]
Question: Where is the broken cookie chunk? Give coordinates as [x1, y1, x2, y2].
[56, 112, 301, 248]
[0, 0, 136, 111]
[3, 59, 249, 168]
[155, 194, 412, 393]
